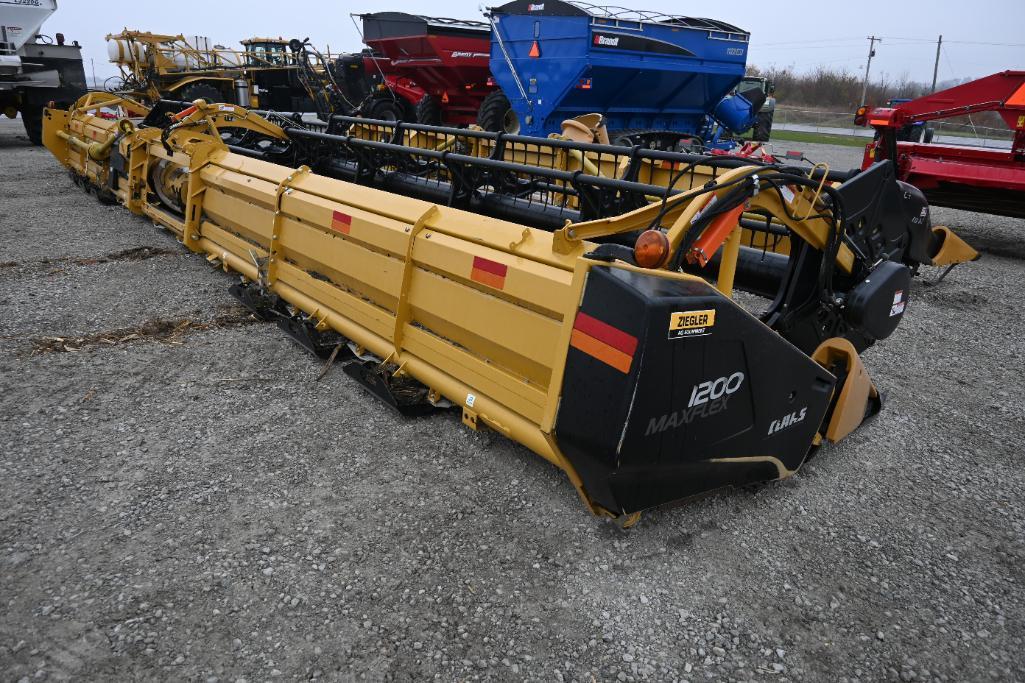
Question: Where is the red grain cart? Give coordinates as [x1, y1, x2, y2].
[856, 71, 1025, 219]
[357, 12, 494, 126]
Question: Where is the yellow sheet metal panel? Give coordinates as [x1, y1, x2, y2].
[406, 268, 561, 388]
[411, 231, 574, 320]
[200, 187, 274, 250]
[274, 217, 404, 313]
[278, 189, 412, 259]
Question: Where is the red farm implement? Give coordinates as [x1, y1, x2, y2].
[856, 70, 1025, 219]
[356, 12, 494, 126]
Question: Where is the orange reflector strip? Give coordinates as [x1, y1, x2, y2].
[1006, 83, 1025, 107]
[569, 312, 637, 374]
[869, 118, 890, 126]
[172, 105, 197, 121]
[529, 40, 541, 58]
[331, 210, 352, 234]
[470, 256, 508, 290]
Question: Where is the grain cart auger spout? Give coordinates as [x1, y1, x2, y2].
[42, 96, 976, 522]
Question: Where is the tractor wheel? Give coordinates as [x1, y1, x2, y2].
[477, 90, 520, 134]
[752, 110, 774, 142]
[922, 126, 935, 144]
[367, 95, 408, 122]
[179, 82, 226, 105]
[414, 94, 442, 125]
[21, 103, 43, 145]
[611, 129, 645, 147]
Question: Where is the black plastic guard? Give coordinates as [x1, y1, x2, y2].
[554, 265, 837, 515]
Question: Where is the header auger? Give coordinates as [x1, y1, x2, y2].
[41, 94, 977, 523]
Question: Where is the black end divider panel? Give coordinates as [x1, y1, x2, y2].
[554, 266, 837, 514]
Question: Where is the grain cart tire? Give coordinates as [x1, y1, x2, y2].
[414, 94, 442, 125]
[367, 95, 408, 122]
[180, 82, 225, 105]
[22, 103, 43, 145]
[477, 90, 519, 134]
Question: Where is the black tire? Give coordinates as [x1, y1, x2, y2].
[611, 129, 700, 151]
[922, 126, 935, 144]
[179, 82, 226, 105]
[477, 90, 519, 134]
[367, 95, 409, 122]
[611, 129, 644, 147]
[414, 94, 442, 125]
[752, 110, 774, 142]
[22, 103, 43, 145]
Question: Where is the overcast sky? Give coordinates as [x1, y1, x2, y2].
[48, 0, 1025, 86]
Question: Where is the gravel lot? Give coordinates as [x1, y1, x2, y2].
[1, 117, 1023, 682]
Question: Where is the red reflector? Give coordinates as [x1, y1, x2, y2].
[569, 312, 638, 374]
[529, 40, 541, 58]
[573, 312, 638, 356]
[331, 210, 352, 234]
[470, 256, 508, 290]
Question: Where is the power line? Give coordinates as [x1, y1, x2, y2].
[756, 35, 1025, 48]
[754, 44, 874, 51]
[755, 37, 864, 47]
[943, 40, 1025, 47]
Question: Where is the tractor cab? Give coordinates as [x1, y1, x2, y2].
[738, 76, 775, 141]
[242, 38, 290, 67]
[239, 37, 310, 112]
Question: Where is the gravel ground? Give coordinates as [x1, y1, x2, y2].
[1, 118, 1024, 682]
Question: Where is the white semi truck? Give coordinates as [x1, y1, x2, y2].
[1, 0, 85, 144]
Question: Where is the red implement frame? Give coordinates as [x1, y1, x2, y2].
[857, 70, 1025, 218]
[359, 13, 495, 125]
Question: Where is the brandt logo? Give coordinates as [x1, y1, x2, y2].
[527, 3, 545, 10]
[593, 34, 620, 47]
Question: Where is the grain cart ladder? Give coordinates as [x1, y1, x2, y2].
[41, 94, 975, 522]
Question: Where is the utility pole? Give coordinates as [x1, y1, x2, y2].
[90, 58, 96, 89]
[860, 35, 880, 107]
[931, 35, 943, 92]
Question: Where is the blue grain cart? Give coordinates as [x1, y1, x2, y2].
[480, 0, 762, 148]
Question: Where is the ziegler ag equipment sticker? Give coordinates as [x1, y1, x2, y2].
[668, 309, 716, 339]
